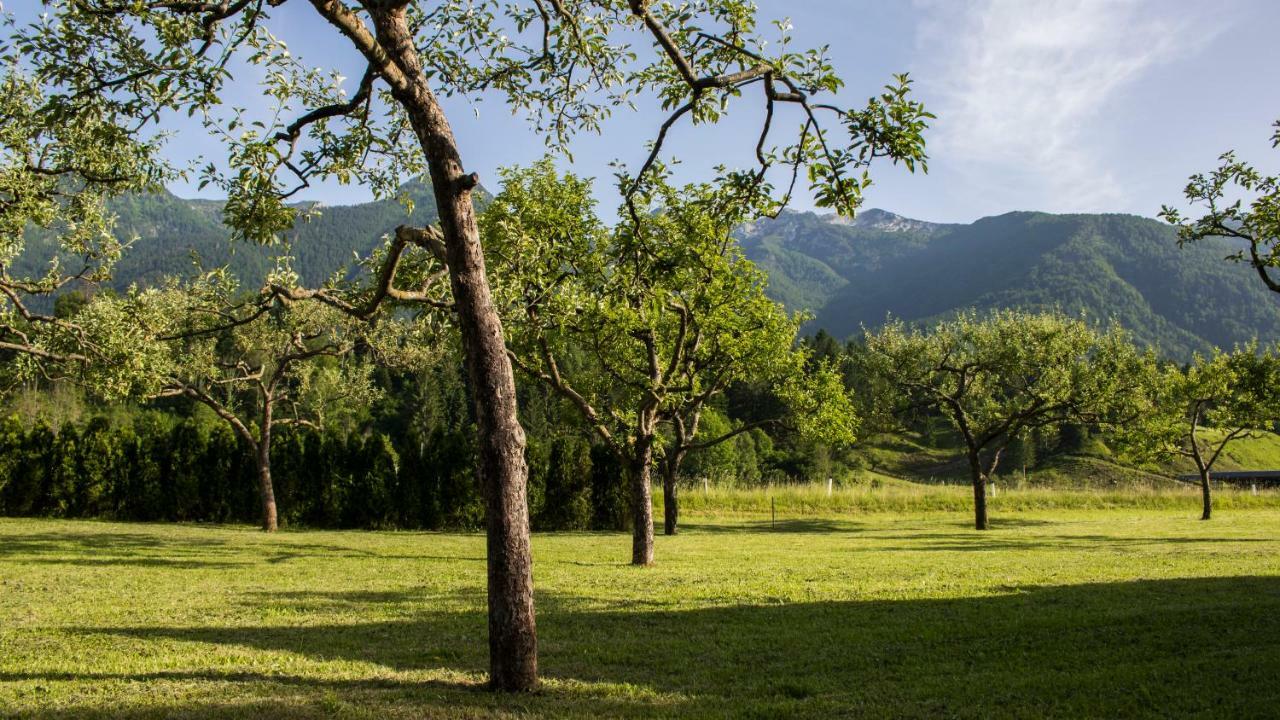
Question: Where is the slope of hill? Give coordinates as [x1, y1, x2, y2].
[741, 209, 1280, 359]
[24, 185, 1279, 360]
[18, 179, 446, 293]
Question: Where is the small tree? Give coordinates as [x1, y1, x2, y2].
[118, 273, 380, 531]
[661, 360, 852, 535]
[489, 163, 854, 558]
[1161, 119, 1280, 293]
[1119, 347, 1279, 521]
[857, 311, 1146, 530]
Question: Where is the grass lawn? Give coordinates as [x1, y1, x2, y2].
[2, 504, 1279, 718]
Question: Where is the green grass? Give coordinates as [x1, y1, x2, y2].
[668, 480, 1280, 516]
[854, 428, 1280, 487]
[1200, 428, 1280, 471]
[2, 504, 1280, 718]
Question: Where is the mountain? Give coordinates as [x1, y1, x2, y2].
[18, 179, 446, 293]
[24, 184, 1280, 360]
[740, 209, 1280, 360]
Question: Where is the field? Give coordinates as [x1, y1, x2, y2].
[2, 494, 1280, 718]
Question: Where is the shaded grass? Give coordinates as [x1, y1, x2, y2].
[2, 508, 1279, 718]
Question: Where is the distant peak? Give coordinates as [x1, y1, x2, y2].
[824, 208, 936, 233]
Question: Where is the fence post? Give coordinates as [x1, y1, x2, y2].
[771, 497, 776, 530]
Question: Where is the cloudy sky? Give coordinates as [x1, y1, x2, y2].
[9, 0, 1279, 223]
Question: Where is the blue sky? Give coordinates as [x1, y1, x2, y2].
[8, 0, 1279, 223]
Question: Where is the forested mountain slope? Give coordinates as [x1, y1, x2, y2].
[25, 185, 1278, 360]
[740, 209, 1280, 360]
[19, 179, 445, 292]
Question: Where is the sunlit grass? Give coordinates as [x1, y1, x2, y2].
[2, 503, 1279, 718]
[665, 478, 1280, 517]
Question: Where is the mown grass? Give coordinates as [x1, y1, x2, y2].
[854, 428, 1280, 487]
[668, 479, 1280, 517]
[2, 502, 1279, 718]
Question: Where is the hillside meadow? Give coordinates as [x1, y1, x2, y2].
[3, 492, 1279, 719]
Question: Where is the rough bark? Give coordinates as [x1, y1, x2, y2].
[256, 408, 278, 532]
[256, 445, 278, 532]
[1189, 416, 1213, 522]
[360, 5, 537, 692]
[631, 440, 656, 565]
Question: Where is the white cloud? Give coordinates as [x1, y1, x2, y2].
[916, 0, 1215, 210]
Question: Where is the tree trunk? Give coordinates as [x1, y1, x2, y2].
[662, 455, 680, 536]
[631, 442, 656, 565]
[258, 406, 278, 532]
[968, 451, 989, 531]
[972, 473, 989, 530]
[256, 441, 278, 532]
[369, 7, 536, 692]
[1199, 468, 1213, 521]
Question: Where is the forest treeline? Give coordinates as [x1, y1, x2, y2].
[0, 356, 801, 530]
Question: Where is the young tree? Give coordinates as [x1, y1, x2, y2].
[1161, 119, 1280, 293]
[1119, 347, 1280, 521]
[117, 273, 379, 531]
[489, 163, 855, 555]
[13, 0, 929, 690]
[487, 163, 698, 565]
[660, 358, 852, 536]
[856, 311, 1147, 530]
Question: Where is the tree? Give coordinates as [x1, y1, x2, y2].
[112, 273, 379, 531]
[489, 163, 854, 557]
[856, 311, 1147, 530]
[660, 356, 852, 535]
[0, 66, 165, 381]
[1161, 119, 1280, 293]
[1118, 347, 1280, 521]
[13, 0, 929, 690]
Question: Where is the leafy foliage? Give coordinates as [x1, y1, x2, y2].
[487, 162, 853, 470]
[855, 310, 1150, 527]
[0, 62, 169, 377]
[1117, 345, 1280, 514]
[1161, 118, 1280, 294]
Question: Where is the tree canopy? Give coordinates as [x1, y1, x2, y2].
[856, 310, 1149, 529]
[1162, 119, 1280, 294]
[487, 161, 854, 558]
[1117, 345, 1280, 520]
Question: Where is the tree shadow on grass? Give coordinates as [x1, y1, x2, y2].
[5, 575, 1278, 718]
[0, 530, 232, 556]
[0, 527, 490, 569]
[864, 533, 1278, 553]
[680, 518, 865, 534]
[0, 530, 255, 569]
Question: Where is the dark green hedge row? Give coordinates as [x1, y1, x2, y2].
[0, 414, 629, 531]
